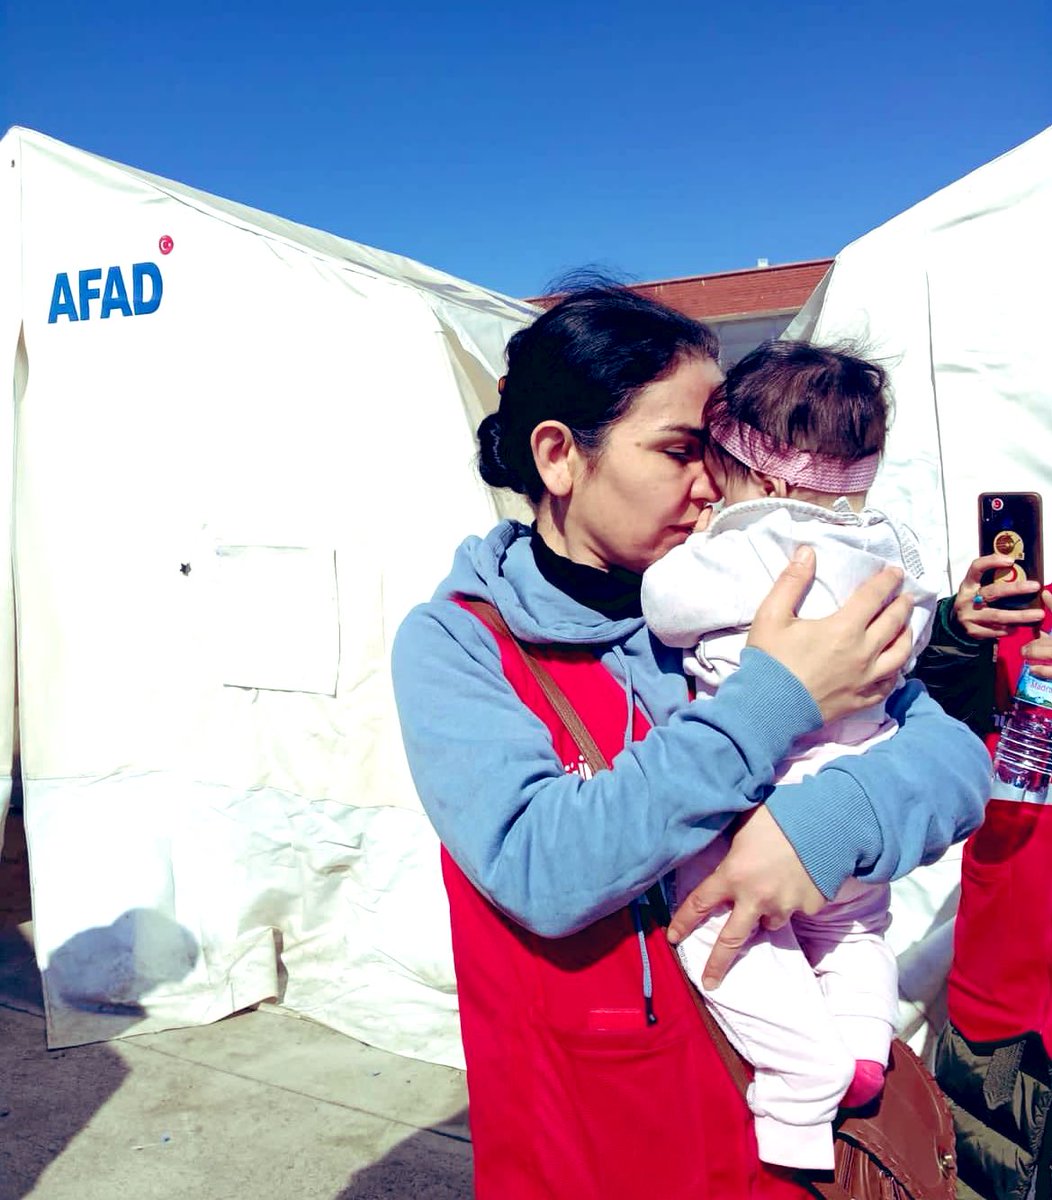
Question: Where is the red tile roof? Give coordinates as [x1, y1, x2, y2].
[527, 259, 833, 322]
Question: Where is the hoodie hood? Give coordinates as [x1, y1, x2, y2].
[434, 520, 648, 648]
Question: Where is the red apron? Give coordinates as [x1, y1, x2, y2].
[443, 600, 810, 1199]
[948, 599, 1052, 1055]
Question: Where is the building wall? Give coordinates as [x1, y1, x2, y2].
[528, 260, 833, 369]
[628, 260, 832, 367]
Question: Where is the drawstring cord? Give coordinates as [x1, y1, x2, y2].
[611, 645, 635, 750]
[614, 645, 661, 1025]
[631, 899, 658, 1026]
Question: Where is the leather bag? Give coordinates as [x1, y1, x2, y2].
[697, 996, 958, 1200]
[462, 598, 958, 1200]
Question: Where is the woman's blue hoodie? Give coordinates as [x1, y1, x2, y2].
[392, 521, 988, 938]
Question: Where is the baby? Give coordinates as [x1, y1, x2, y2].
[641, 340, 938, 1171]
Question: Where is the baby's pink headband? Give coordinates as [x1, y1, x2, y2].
[708, 414, 880, 494]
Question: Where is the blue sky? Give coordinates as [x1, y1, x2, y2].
[3, 0, 1050, 298]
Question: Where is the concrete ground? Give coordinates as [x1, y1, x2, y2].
[0, 809, 473, 1200]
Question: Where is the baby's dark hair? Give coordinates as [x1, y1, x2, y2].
[704, 340, 890, 485]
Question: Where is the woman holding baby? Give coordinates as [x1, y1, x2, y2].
[392, 285, 989, 1198]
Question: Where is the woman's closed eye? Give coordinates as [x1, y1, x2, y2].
[662, 439, 704, 462]
[655, 422, 706, 464]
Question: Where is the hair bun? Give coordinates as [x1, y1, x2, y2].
[477, 412, 525, 494]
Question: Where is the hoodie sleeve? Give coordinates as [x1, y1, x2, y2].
[910, 597, 995, 736]
[392, 599, 821, 937]
[764, 680, 989, 900]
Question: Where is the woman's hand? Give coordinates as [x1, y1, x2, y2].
[667, 806, 825, 986]
[951, 553, 1043, 639]
[693, 505, 715, 534]
[746, 546, 914, 724]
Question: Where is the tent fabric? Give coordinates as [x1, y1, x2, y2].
[2, 125, 535, 1062]
[0, 152, 20, 858]
[786, 125, 1052, 1059]
[786, 125, 1052, 597]
[8, 122, 1048, 1066]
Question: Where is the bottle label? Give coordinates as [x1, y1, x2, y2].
[1016, 664, 1052, 710]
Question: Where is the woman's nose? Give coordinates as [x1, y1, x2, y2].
[690, 463, 721, 503]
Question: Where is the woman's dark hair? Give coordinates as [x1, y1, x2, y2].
[477, 285, 720, 503]
[705, 340, 890, 485]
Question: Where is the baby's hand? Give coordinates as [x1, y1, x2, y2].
[693, 506, 714, 534]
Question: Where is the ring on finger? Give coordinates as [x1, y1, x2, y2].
[972, 592, 987, 609]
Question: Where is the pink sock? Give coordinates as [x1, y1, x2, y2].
[841, 1059, 886, 1109]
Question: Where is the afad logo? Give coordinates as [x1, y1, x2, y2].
[47, 236, 173, 324]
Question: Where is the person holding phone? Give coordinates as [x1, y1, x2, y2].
[914, 551, 1050, 737]
[914, 552, 1052, 1200]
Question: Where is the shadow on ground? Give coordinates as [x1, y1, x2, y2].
[335, 1109, 473, 1199]
[0, 1011, 130, 1200]
[0, 808, 200, 1200]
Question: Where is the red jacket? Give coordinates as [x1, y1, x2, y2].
[443, 601, 809, 1199]
[948, 599, 1052, 1054]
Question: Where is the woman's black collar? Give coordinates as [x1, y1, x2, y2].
[530, 526, 643, 620]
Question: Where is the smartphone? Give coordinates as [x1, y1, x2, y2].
[978, 492, 1044, 608]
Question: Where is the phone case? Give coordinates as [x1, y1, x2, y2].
[978, 492, 1044, 608]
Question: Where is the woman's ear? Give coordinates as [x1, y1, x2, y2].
[531, 421, 579, 498]
[755, 471, 789, 499]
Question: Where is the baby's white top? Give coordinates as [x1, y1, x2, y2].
[641, 496, 938, 704]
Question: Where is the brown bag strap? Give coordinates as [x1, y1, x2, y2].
[805, 1175, 851, 1200]
[460, 598, 610, 771]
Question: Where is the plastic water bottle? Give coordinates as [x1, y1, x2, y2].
[991, 665, 1052, 804]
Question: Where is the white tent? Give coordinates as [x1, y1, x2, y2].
[787, 125, 1052, 596]
[786, 125, 1052, 1057]
[0, 126, 535, 1063]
